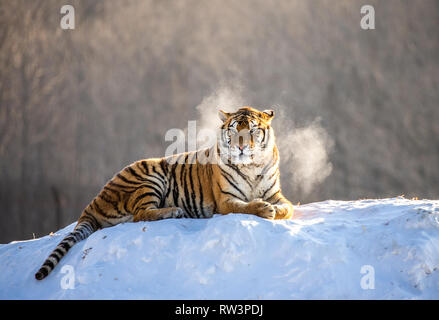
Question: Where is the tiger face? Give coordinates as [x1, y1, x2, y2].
[218, 107, 275, 165]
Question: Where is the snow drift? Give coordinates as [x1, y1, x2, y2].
[0, 197, 438, 299]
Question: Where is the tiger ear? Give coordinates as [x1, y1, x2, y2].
[218, 110, 231, 122]
[262, 109, 275, 122]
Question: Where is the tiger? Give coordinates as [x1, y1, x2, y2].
[35, 106, 294, 280]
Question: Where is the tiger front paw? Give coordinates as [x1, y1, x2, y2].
[248, 199, 276, 220]
[162, 207, 184, 219]
[273, 204, 294, 220]
[171, 207, 184, 218]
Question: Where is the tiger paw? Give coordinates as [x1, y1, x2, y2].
[171, 207, 184, 218]
[162, 207, 184, 219]
[248, 199, 276, 220]
[273, 205, 294, 220]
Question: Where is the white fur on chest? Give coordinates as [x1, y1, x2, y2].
[222, 163, 278, 201]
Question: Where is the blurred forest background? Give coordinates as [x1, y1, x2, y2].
[0, 0, 438, 242]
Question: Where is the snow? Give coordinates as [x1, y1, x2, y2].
[1, 197, 438, 299]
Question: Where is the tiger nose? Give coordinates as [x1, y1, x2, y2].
[238, 145, 244, 151]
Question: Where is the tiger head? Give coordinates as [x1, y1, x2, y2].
[218, 107, 276, 165]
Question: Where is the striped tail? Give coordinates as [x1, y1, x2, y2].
[35, 220, 97, 280]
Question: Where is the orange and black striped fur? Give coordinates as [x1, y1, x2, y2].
[35, 107, 294, 280]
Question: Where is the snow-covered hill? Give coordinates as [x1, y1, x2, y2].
[1, 197, 438, 299]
